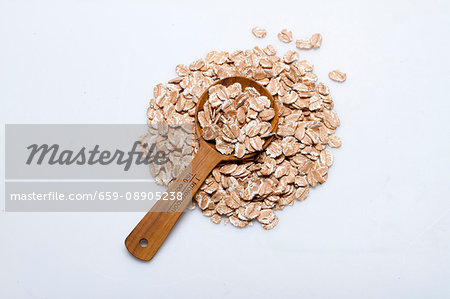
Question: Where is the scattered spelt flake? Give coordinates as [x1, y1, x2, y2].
[229, 215, 249, 228]
[295, 33, 322, 50]
[327, 135, 342, 148]
[210, 214, 222, 224]
[278, 29, 293, 43]
[296, 39, 313, 49]
[311, 33, 322, 48]
[283, 50, 299, 64]
[294, 186, 309, 201]
[328, 70, 347, 82]
[320, 148, 333, 167]
[262, 215, 278, 230]
[252, 27, 267, 38]
[257, 209, 276, 225]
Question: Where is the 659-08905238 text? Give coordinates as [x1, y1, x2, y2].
[9, 191, 184, 201]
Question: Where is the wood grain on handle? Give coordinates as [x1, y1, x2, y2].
[125, 142, 222, 261]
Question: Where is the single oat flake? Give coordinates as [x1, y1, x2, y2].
[296, 39, 313, 50]
[328, 70, 347, 82]
[278, 29, 293, 43]
[296, 33, 322, 50]
[311, 33, 322, 48]
[252, 27, 267, 38]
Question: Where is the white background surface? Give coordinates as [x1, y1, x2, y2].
[1, 0, 449, 298]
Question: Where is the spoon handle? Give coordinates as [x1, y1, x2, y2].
[125, 143, 221, 261]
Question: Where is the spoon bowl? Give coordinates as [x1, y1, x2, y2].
[195, 76, 278, 161]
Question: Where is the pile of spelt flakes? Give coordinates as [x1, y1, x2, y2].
[199, 83, 274, 158]
[146, 31, 343, 229]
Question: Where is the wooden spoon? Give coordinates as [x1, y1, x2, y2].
[125, 76, 279, 261]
